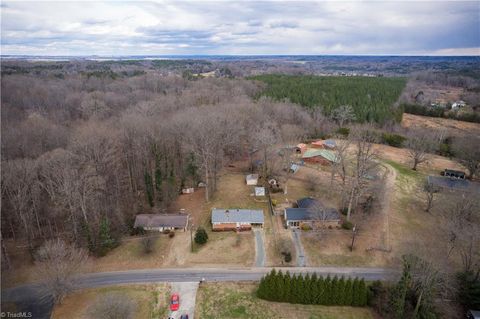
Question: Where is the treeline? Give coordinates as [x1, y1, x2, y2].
[402, 104, 480, 123]
[257, 269, 368, 307]
[2, 64, 334, 260]
[251, 74, 407, 124]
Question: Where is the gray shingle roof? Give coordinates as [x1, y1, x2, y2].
[134, 213, 189, 228]
[211, 209, 264, 224]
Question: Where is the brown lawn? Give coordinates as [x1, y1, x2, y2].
[195, 282, 377, 319]
[402, 113, 480, 138]
[51, 284, 169, 319]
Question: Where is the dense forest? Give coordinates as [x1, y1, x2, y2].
[251, 74, 407, 124]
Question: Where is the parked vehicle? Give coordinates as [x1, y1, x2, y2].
[170, 293, 180, 311]
[180, 314, 189, 319]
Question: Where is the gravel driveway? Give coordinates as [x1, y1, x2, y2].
[292, 229, 307, 267]
[169, 281, 199, 319]
[253, 229, 266, 267]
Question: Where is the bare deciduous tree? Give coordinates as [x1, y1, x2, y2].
[331, 105, 356, 127]
[452, 136, 480, 179]
[35, 239, 87, 304]
[88, 293, 136, 319]
[405, 130, 438, 171]
[345, 127, 379, 221]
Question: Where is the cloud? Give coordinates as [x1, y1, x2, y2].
[1, 1, 479, 55]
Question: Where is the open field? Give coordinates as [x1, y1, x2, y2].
[402, 113, 480, 137]
[51, 284, 169, 319]
[195, 282, 376, 319]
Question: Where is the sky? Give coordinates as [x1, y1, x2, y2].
[1, 1, 479, 56]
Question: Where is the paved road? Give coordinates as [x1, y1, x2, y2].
[2, 267, 396, 319]
[292, 229, 307, 267]
[253, 229, 266, 267]
[169, 282, 199, 319]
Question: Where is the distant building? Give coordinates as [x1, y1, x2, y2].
[246, 174, 259, 185]
[452, 100, 466, 109]
[134, 213, 189, 232]
[254, 187, 265, 197]
[211, 209, 264, 231]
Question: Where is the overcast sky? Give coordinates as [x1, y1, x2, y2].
[1, 1, 479, 56]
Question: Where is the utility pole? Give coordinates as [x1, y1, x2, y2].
[190, 224, 194, 252]
[350, 224, 357, 252]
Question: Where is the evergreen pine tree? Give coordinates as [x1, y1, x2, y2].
[337, 277, 346, 306]
[330, 276, 338, 305]
[154, 155, 163, 201]
[358, 279, 367, 306]
[389, 257, 412, 318]
[309, 273, 318, 304]
[144, 171, 154, 207]
[194, 227, 208, 245]
[97, 218, 117, 256]
[275, 270, 284, 301]
[352, 278, 359, 306]
[344, 278, 354, 306]
[316, 276, 325, 305]
[283, 271, 292, 302]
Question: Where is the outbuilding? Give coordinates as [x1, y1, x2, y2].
[246, 174, 259, 185]
[302, 149, 339, 165]
[211, 208, 264, 231]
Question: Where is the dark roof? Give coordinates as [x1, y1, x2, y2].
[134, 213, 189, 228]
[285, 208, 340, 222]
[297, 197, 319, 209]
[427, 176, 480, 193]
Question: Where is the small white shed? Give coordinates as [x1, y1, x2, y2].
[246, 174, 259, 185]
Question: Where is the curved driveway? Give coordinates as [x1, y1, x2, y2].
[2, 266, 396, 319]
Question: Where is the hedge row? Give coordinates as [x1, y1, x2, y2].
[257, 269, 368, 307]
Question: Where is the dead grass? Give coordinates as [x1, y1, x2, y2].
[87, 235, 173, 272]
[402, 113, 480, 138]
[51, 284, 169, 319]
[195, 282, 376, 319]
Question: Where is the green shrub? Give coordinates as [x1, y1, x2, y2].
[342, 221, 354, 230]
[382, 133, 406, 148]
[194, 227, 208, 245]
[336, 127, 350, 137]
[300, 223, 312, 231]
[257, 269, 368, 306]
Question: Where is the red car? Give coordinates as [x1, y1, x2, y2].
[170, 293, 180, 311]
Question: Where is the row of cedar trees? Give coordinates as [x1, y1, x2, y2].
[257, 269, 368, 307]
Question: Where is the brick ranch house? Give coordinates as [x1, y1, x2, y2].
[134, 213, 189, 232]
[284, 197, 341, 229]
[211, 208, 264, 231]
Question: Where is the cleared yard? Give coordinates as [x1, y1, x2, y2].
[195, 282, 376, 319]
[51, 284, 170, 319]
[402, 112, 480, 138]
[89, 235, 173, 272]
